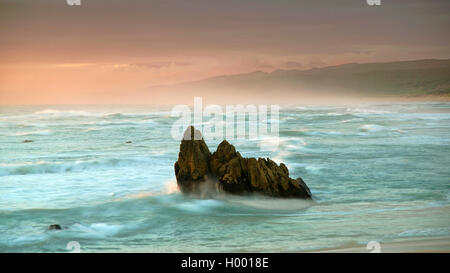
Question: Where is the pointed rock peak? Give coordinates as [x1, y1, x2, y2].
[214, 140, 238, 160]
[182, 126, 203, 141]
[217, 140, 234, 151]
[175, 126, 211, 193]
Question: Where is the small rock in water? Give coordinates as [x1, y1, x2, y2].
[23, 139, 33, 143]
[48, 224, 62, 230]
[125, 141, 132, 143]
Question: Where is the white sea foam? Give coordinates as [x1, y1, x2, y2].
[33, 109, 98, 117]
[121, 180, 179, 201]
[339, 118, 364, 123]
[175, 199, 223, 213]
[290, 163, 324, 174]
[8, 129, 53, 136]
[0, 157, 156, 176]
[346, 108, 393, 115]
[305, 130, 343, 136]
[259, 136, 285, 151]
[272, 151, 291, 164]
[226, 195, 314, 210]
[398, 227, 450, 238]
[165, 179, 180, 194]
[359, 124, 386, 132]
[69, 223, 125, 238]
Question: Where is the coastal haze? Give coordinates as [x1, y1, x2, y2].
[147, 59, 450, 104]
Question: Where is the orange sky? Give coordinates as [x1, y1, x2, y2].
[0, 0, 449, 104]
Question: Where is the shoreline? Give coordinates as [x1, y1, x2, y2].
[306, 237, 450, 253]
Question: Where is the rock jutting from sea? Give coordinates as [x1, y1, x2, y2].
[174, 126, 312, 199]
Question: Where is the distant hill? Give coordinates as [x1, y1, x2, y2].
[147, 59, 450, 103]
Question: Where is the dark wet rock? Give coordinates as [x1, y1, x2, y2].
[210, 141, 311, 198]
[125, 141, 132, 144]
[174, 126, 212, 193]
[23, 139, 33, 143]
[174, 126, 312, 199]
[296, 177, 312, 197]
[48, 224, 62, 230]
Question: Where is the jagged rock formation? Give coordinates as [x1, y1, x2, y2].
[174, 126, 312, 199]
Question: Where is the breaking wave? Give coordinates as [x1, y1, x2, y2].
[0, 158, 155, 176]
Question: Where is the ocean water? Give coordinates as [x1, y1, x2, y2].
[0, 102, 449, 252]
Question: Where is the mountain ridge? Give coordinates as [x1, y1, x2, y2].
[156, 59, 450, 86]
[147, 59, 450, 103]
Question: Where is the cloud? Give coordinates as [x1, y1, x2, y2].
[134, 62, 191, 69]
[240, 58, 275, 71]
[113, 61, 192, 71]
[55, 63, 95, 68]
[308, 60, 327, 68]
[282, 61, 304, 70]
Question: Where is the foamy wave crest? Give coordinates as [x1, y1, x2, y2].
[0, 158, 153, 176]
[225, 195, 314, 210]
[69, 223, 129, 238]
[122, 180, 179, 200]
[398, 227, 450, 238]
[165, 179, 180, 194]
[304, 130, 343, 136]
[5, 130, 53, 136]
[272, 152, 289, 164]
[291, 163, 324, 174]
[0, 109, 107, 121]
[33, 109, 99, 117]
[339, 118, 364, 123]
[359, 124, 386, 132]
[26, 109, 164, 119]
[346, 108, 393, 115]
[102, 112, 164, 119]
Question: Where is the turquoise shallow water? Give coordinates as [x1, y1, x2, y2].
[0, 103, 449, 252]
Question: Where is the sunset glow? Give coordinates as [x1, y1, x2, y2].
[0, 0, 449, 104]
